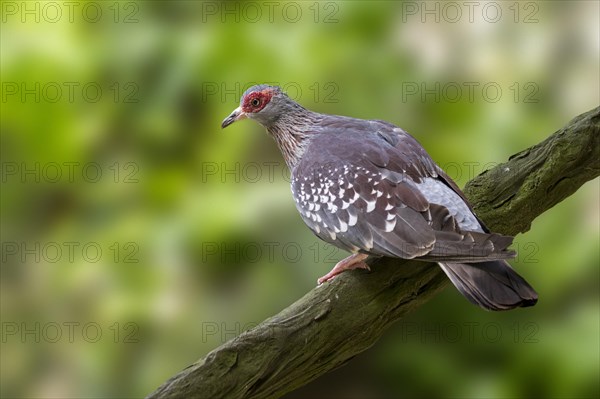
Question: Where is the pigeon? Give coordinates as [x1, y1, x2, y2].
[221, 84, 538, 311]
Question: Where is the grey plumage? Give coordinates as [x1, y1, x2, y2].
[222, 85, 538, 311]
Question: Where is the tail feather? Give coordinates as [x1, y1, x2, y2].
[438, 261, 538, 311]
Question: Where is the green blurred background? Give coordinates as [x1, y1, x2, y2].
[1, 1, 598, 398]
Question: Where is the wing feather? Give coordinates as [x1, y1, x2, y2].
[291, 123, 514, 262]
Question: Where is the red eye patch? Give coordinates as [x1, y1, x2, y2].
[242, 89, 274, 113]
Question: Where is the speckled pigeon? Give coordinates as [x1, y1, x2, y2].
[221, 84, 538, 311]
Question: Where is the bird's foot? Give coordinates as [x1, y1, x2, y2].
[317, 253, 370, 285]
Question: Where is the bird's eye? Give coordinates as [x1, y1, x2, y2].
[251, 98, 261, 107]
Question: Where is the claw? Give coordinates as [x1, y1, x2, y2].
[317, 253, 370, 285]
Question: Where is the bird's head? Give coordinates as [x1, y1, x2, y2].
[221, 85, 287, 129]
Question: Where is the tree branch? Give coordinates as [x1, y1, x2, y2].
[147, 107, 599, 399]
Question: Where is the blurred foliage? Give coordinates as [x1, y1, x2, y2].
[1, 1, 598, 398]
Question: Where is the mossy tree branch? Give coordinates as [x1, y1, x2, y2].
[147, 107, 599, 399]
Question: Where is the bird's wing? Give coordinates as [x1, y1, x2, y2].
[291, 121, 514, 261]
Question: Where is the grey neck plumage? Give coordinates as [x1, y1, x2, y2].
[263, 101, 323, 170]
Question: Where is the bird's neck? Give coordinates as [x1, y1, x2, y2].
[266, 107, 322, 170]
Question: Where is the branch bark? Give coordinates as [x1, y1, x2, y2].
[148, 107, 599, 399]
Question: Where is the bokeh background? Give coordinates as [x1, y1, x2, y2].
[1, 1, 598, 398]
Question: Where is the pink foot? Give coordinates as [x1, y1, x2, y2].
[317, 253, 370, 285]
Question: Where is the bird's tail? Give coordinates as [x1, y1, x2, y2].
[438, 261, 538, 311]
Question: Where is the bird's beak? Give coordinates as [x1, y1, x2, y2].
[221, 106, 247, 129]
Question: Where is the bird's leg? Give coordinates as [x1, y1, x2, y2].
[317, 253, 370, 285]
